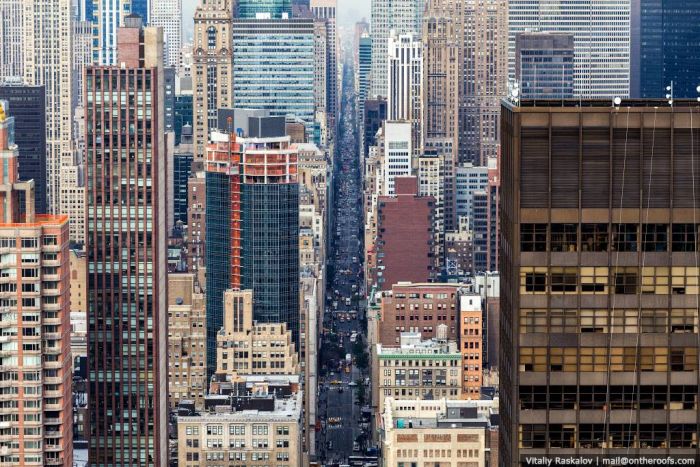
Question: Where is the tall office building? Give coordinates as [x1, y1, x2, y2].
[0, 109, 72, 466]
[22, 0, 73, 214]
[310, 0, 337, 140]
[151, 0, 182, 67]
[205, 127, 299, 379]
[313, 19, 328, 145]
[0, 0, 23, 79]
[86, 18, 168, 464]
[237, 0, 291, 18]
[501, 99, 700, 465]
[387, 31, 422, 156]
[461, 0, 507, 165]
[508, 0, 631, 98]
[369, 0, 424, 98]
[72, 19, 93, 109]
[193, 0, 233, 160]
[631, 0, 700, 98]
[232, 17, 315, 127]
[357, 32, 372, 122]
[0, 85, 47, 213]
[93, 0, 132, 64]
[382, 120, 412, 195]
[361, 97, 386, 160]
[515, 32, 575, 99]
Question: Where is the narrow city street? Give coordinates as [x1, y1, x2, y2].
[316, 56, 370, 465]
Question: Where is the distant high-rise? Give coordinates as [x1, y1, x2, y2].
[387, 31, 422, 155]
[22, 0, 73, 214]
[515, 32, 574, 99]
[632, 0, 700, 98]
[86, 18, 168, 464]
[0, 0, 23, 79]
[193, 0, 233, 160]
[151, 0, 182, 67]
[72, 19, 93, 109]
[361, 98, 386, 160]
[310, 0, 337, 140]
[357, 32, 372, 124]
[232, 18, 315, 128]
[93, 0, 133, 64]
[205, 127, 299, 379]
[313, 19, 328, 144]
[237, 0, 291, 18]
[369, 0, 424, 99]
[509, 0, 631, 98]
[0, 107, 73, 467]
[0, 85, 48, 213]
[460, 0, 507, 165]
[381, 120, 412, 195]
[501, 99, 700, 466]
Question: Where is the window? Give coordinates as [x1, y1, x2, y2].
[611, 309, 639, 334]
[548, 424, 576, 448]
[579, 424, 606, 448]
[612, 224, 637, 252]
[641, 267, 669, 294]
[610, 347, 637, 372]
[519, 424, 547, 448]
[672, 224, 697, 252]
[670, 347, 697, 371]
[519, 309, 547, 333]
[520, 224, 547, 252]
[670, 309, 698, 333]
[551, 224, 577, 252]
[671, 267, 699, 294]
[640, 347, 667, 371]
[580, 267, 608, 293]
[580, 309, 608, 333]
[640, 310, 667, 333]
[520, 267, 546, 293]
[614, 268, 638, 294]
[550, 267, 577, 293]
[549, 347, 577, 371]
[550, 309, 578, 333]
[581, 224, 608, 252]
[580, 347, 608, 371]
[642, 224, 668, 252]
[519, 347, 546, 372]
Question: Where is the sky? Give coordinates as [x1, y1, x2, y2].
[180, 0, 370, 42]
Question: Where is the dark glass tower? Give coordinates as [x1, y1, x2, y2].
[633, 0, 700, 98]
[0, 84, 47, 213]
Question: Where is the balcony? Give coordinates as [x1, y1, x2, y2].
[43, 332, 61, 340]
[44, 417, 61, 425]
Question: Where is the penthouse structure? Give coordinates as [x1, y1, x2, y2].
[501, 99, 700, 465]
[0, 107, 72, 466]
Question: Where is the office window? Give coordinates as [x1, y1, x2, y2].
[551, 224, 577, 252]
[614, 268, 638, 294]
[581, 224, 608, 252]
[642, 224, 668, 252]
[670, 347, 698, 371]
[580, 309, 608, 333]
[519, 424, 547, 448]
[520, 267, 546, 293]
[612, 224, 637, 252]
[610, 347, 637, 372]
[550, 267, 577, 293]
[611, 309, 639, 334]
[550, 309, 578, 333]
[640, 309, 667, 333]
[549, 347, 577, 372]
[519, 347, 546, 372]
[641, 267, 669, 294]
[520, 224, 547, 252]
[580, 347, 608, 371]
[519, 309, 547, 333]
[580, 266, 608, 294]
[579, 424, 606, 448]
[672, 224, 697, 252]
[640, 347, 667, 372]
[671, 267, 699, 294]
[670, 309, 698, 333]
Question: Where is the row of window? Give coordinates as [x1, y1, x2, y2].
[186, 425, 289, 436]
[521, 223, 698, 252]
[520, 346, 698, 372]
[520, 308, 698, 334]
[520, 266, 699, 295]
[520, 385, 698, 410]
[520, 424, 697, 449]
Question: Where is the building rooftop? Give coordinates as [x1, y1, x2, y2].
[177, 389, 302, 422]
[383, 397, 499, 430]
[377, 332, 460, 357]
[504, 98, 700, 110]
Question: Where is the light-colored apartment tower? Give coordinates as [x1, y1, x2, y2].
[0, 111, 73, 466]
[22, 0, 73, 214]
[387, 31, 423, 155]
[193, 0, 233, 159]
[0, 0, 23, 79]
[508, 0, 631, 98]
[370, 0, 424, 99]
[310, 0, 337, 141]
[151, 0, 183, 67]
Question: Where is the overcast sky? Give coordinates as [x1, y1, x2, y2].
[180, 0, 370, 42]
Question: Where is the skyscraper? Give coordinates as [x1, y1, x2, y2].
[357, 32, 372, 125]
[205, 126, 299, 379]
[501, 99, 700, 465]
[72, 18, 93, 109]
[0, 84, 47, 213]
[0, 0, 23, 79]
[232, 17, 315, 127]
[310, 0, 337, 140]
[313, 18, 328, 144]
[515, 32, 575, 99]
[237, 0, 291, 18]
[460, 0, 507, 164]
[369, 0, 424, 98]
[22, 0, 73, 214]
[193, 0, 233, 160]
[387, 31, 422, 155]
[86, 17, 168, 464]
[381, 120, 412, 195]
[631, 0, 700, 98]
[151, 0, 182, 67]
[93, 0, 132, 64]
[508, 0, 631, 98]
[0, 107, 72, 467]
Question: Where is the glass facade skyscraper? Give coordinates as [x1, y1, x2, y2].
[232, 18, 315, 126]
[633, 0, 700, 98]
[236, 0, 291, 18]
